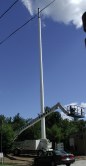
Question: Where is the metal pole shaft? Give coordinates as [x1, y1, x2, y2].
[38, 8, 46, 139]
[1, 120, 2, 152]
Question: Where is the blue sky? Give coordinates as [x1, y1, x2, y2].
[0, 0, 86, 119]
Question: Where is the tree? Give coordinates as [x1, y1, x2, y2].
[12, 113, 26, 131]
[2, 123, 14, 153]
[17, 120, 41, 141]
[0, 115, 14, 153]
[47, 124, 63, 148]
[46, 111, 62, 128]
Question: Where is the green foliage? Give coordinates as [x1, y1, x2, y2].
[0, 111, 86, 153]
[46, 111, 62, 128]
[2, 124, 14, 152]
[47, 124, 63, 142]
[17, 121, 41, 141]
[12, 113, 26, 131]
[60, 119, 78, 139]
[0, 116, 14, 153]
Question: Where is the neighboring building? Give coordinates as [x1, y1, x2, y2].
[69, 128, 86, 155]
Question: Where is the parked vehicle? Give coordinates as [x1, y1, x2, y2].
[34, 149, 75, 166]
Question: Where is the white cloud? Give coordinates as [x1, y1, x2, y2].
[21, 0, 33, 15]
[65, 102, 78, 107]
[81, 102, 86, 108]
[61, 111, 73, 120]
[21, 0, 86, 28]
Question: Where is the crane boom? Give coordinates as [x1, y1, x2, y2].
[13, 102, 85, 141]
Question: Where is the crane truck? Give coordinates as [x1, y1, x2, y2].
[12, 102, 84, 156]
[13, 138, 52, 156]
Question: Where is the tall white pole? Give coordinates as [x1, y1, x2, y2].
[38, 8, 46, 139]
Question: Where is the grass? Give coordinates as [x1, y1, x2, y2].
[0, 164, 15, 166]
[0, 164, 21, 166]
[0, 164, 23, 166]
[0, 165, 14, 166]
[0, 164, 30, 166]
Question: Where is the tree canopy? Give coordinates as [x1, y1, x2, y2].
[0, 111, 86, 153]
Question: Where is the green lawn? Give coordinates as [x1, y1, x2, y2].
[0, 164, 30, 166]
[0, 165, 14, 166]
[0, 164, 29, 166]
[0, 164, 17, 166]
[0, 165, 13, 166]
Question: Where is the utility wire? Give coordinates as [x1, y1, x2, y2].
[40, 0, 56, 13]
[0, 0, 56, 45]
[0, 15, 37, 45]
[0, 0, 19, 19]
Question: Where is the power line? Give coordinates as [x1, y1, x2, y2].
[40, 0, 56, 13]
[0, 15, 37, 45]
[0, 0, 19, 20]
[0, 0, 56, 45]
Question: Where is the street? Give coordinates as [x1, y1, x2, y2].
[61, 160, 86, 166]
[4, 155, 86, 166]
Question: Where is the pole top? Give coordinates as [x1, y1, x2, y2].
[38, 8, 40, 18]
